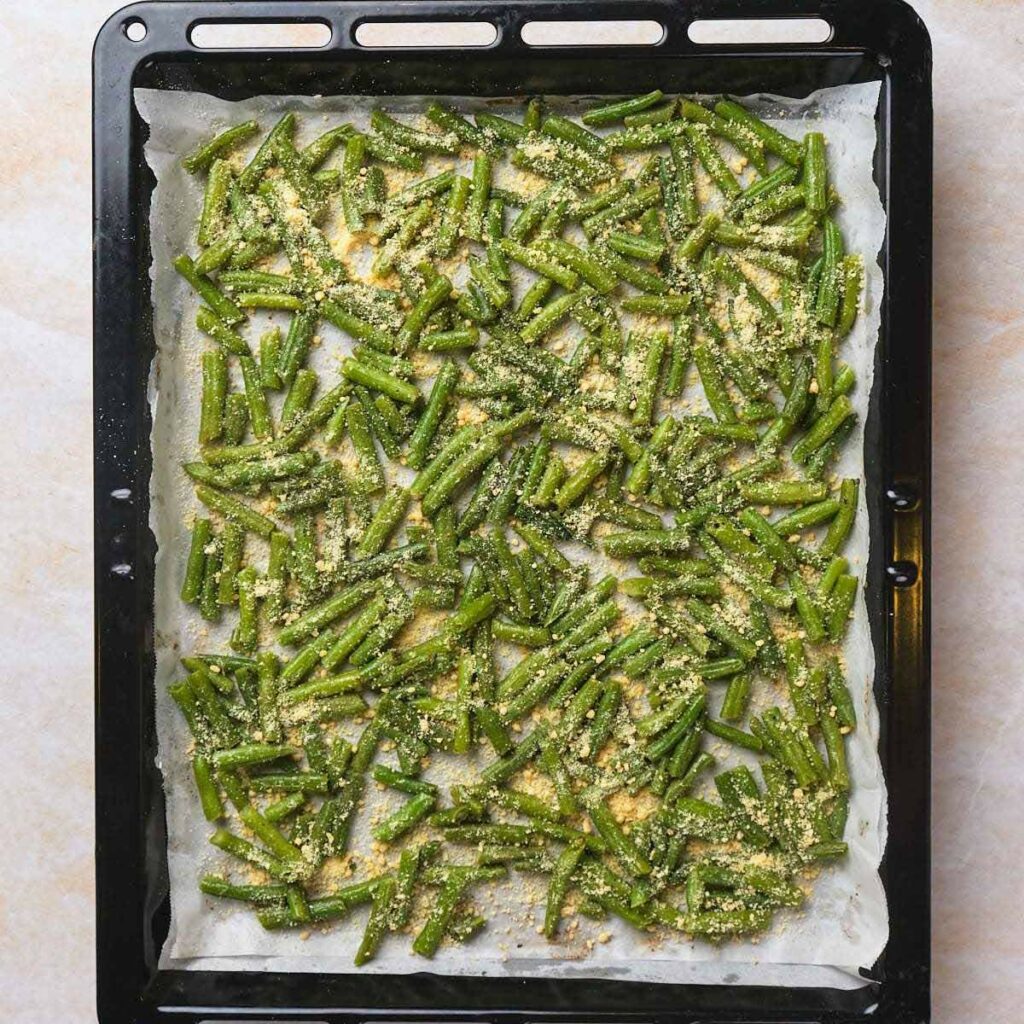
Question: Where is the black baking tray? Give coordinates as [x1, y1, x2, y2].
[93, 1, 932, 1021]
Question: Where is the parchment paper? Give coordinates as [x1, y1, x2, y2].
[138, 81, 887, 989]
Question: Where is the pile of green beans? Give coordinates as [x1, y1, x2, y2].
[172, 91, 865, 962]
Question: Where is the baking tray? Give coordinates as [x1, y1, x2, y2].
[93, 1, 932, 1020]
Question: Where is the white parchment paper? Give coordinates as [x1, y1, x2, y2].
[138, 82, 887, 989]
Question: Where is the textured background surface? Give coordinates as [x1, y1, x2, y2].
[0, 2, 1020, 1021]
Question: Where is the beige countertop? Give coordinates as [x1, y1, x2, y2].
[0, 2, 1020, 1021]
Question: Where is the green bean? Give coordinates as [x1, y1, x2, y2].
[181, 517, 213, 605]
[536, 196, 573, 241]
[338, 400, 382, 495]
[793, 394, 856, 466]
[296, 124, 347, 170]
[803, 132, 828, 216]
[623, 99, 676, 128]
[716, 669, 752, 723]
[512, 133, 614, 188]
[693, 343, 738, 424]
[265, 315, 308, 389]
[647, 695, 707, 761]
[282, 692, 368, 725]
[705, 719, 763, 752]
[498, 238, 579, 290]
[665, 751, 716, 805]
[428, 175, 470, 259]
[200, 875, 291, 907]
[213, 521, 244, 607]
[276, 580, 376, 647]
[227, 567, 257, 652]
[327, 132, 364, 230]
[679, 99, 767, 173]
[194, 308, 249, 362]
[259, 879, 379, 929]
[425, 100, 498, 153]
[367, 111, 455, 158]
[340, 358, 418, 407]
[673, 211, 720, 264]
[741, 183, 807, 227]
[819, 714, 850, 793]
[278, 368, 315, 428]
[469, 255, 511, 309]
[520, 289, 583, 344]
[714, 100, 802, 165]
[444, 652, 472, 755]
[372, 792, 437, 844]
[582, 90, 664, 127]
[187, 753, 222, 820]
[416, 328, 475, 355]
[541, 115, 607, 158]
[510, 522, 570, 576]
[456, 152, 492, 242]
[770, 499, 841, 537]
[210, 741, 297, 771]
[194, 484, 277, 538]
[735, 506, 795, 572]
[412, 873, 468, 957]
[685, 124, 741, 199]
[713, 252, 781, 326]
[838, 255, 864, 337]
[602, 116, 692, 151]
[620, 294, 691, 318]
[815, 217, 845, 326]
[280, 664, 364, 707]
[232, 356, 273, 441]
[582, 182, 662, 238]
[234, 290, 305, 312]
[552, 453, 607, 512]
[397, 274, 453, 352]
[702, 516, 768, 576]
[217, 393, 244, 446]
[790, 571, 826, 643]
[198, 353, 231, 453]
[197, 548, 226, 626]
[350, 874, 395, 966]
[184, 120, 260, 175]
[738, 480, 828, 507]
[176, 254, 246, 326]
[827, 574, 858, 641]
[607, 229, 664, 262]
[817, 555, 849, 602]
[388, 846, 426, 930]
[826, 657, 857, 729]
[357, 130, 422, 170]
[352, 487, 408, 559]
[683, 597, 756, 661]
[475, 110, 528, 144]
[193, 235, 236, 275]
[602, 528, 689, 560]
[247, 772, 328, 795]
[249, 650, 282, 742]
[208, 827, 292, 881]
[575, 674, 618, 747]
[373, 200, 433, 276]
[531, 238, 615, 294]
[503, 183, 555, 241]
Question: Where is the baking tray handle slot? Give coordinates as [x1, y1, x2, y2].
[354, 20, 498, 48]
[519, 19, 665, 47]
[687, 17, 832, 45]
[189, 20, 332, 50]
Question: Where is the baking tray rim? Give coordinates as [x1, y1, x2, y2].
[93, 2, 932, 1021]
